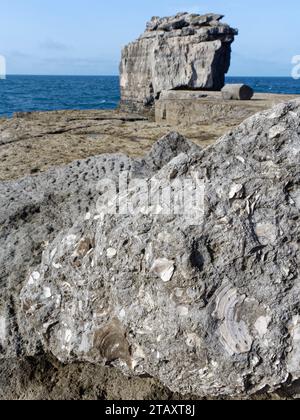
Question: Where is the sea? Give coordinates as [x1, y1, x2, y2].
[0, 75, 299, 118]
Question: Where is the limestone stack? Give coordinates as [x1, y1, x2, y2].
[120, 12, 238, 113]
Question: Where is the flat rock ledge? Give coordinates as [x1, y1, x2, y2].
[1, 100, 299, 398]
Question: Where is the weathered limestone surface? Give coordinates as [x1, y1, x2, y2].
[155, 91, 298, 125]
[3, 95, 298, 182]
[120, 12, 238, 113]
[0, 132, 199, 357]
[7, 100, 299, 398]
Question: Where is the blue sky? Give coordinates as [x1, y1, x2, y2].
[0, 0, 299, 76]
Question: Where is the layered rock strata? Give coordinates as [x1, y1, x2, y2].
[120, 12, 238, 113]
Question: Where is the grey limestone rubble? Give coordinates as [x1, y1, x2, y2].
[1, 99, 299, 398]
[120, 12, 238, 113]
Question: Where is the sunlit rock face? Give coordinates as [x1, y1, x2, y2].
[0, 132, 199, 360]
[119, 12, 238, 113]
[18, 100, 300, 398]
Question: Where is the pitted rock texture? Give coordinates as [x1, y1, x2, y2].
[17, 100, 300, 398]
[120, 12, 237, 113]
[0, 132, 199, 359]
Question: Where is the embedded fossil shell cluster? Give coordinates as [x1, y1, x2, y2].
[15, 100, 300, 397]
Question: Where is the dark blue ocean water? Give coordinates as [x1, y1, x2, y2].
[0, 75, 299, 117]
[0, 75, 120, 117]
[227, 76, 300, 96]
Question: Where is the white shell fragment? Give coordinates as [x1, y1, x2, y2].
[43, 287, 52, 299]
[28, 271, 41, 285]
[107, 248, 117, 259]
[213, 282, 253, 355]
[85, 212, 91, 221]
[229, 183, 244, 199]
[255, 316, 271, 337]
[150, 258, 175, 282]
[0, 315, 6, 345]
[255, 223, 278, 246]
[52, 262, 62, 269]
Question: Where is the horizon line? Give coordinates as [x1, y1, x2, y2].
[4, 74, 296, 79]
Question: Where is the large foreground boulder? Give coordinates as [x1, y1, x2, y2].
[16, 100, 300, 398]
[0, 133, 199, 359]
[120, 12, 238, 113]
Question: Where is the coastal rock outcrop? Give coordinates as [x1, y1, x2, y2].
[0, 132, 199, 359]
[13, 100, 300, 397]
[120, 12, 238, 113]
